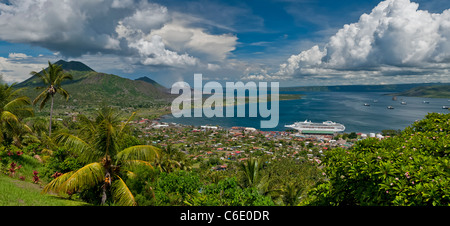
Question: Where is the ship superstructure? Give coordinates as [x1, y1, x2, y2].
[285, 120, 345, 134]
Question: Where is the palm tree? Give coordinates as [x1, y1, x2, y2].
[42, 107, 160, 206]
[30, 61, 73, 137]
[158, 145, 191, 172]
[239, 156, 268, 188]
[0, 83, 33, 146]
[281, 182, 304, 206]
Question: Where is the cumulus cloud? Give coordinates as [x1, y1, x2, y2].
[276, 0, 450, 81]
[115, 21, 198, 67]
[8, 53, 31, 59]
[0, 0, 121, 56]
[0, 53, 49, 83]
[149, 20, 238, 62]
[0, 0, 237, 69]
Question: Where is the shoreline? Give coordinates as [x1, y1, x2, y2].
[168, 93, 303, 113]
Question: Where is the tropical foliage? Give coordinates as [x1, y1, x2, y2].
[307, 112, 450, 206]
[0, 83, 33, 147]
[41, 107, 160, 206]
[31, 61, 73, 136]
[1, 72, 449, 206]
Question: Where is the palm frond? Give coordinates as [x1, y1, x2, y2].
[116, 145, 161, 162]
[55, 72, 73, 85]
[55, 133, 102, 163]
[14, 107, 34, 118]
[22, 123, 32, 133]
[4, 96, 30, 110]
[8, 87, 27, 98]
[4, 95, 33, 118]
[32, 89, 49, 106]
[30, 70, 49, 85]
[119, 111, 136, 134]
[1, 111, 19, 125]
[121, 159, 155, 170]
[41, 171, 75, 194]
[94, 120, 118, 156]
[59, 162, 105, 194]
[112, 175, 137, 206]
[56, 87, 70, 101]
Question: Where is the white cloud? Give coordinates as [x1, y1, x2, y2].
[120, 2, 170, 33]
[8, 53, 31, 59]
[207, 63, 221, 71]
[276, 0, 450, 82]
[111, 0, 134, 9]
[0, 0, 121, 56]
[0, 0, 238, 69]
[115, 21, 198, 67]
[0, 54, 49, 83]
[149, 20, 238, 61]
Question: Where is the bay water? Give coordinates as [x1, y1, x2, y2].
[162, 91, 450, 134]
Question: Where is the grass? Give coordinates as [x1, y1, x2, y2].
[0, 175, 89, 206]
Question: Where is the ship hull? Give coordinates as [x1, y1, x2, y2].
[285, 120, 345, 133]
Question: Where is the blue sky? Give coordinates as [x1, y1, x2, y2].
[1, 0, 450, 87]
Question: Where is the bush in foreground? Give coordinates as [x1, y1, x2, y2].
[307, 113, 450, 206]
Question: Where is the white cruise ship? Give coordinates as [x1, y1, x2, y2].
[285, 120, 345, 134]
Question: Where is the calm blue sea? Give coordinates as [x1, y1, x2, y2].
[161, 91, 450, 133]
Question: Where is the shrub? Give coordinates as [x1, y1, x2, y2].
[307, 113, 450, 206]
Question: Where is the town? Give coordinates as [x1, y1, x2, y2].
[128, 117, 386, 171]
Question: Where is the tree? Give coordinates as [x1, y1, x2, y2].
[308, 113, 450, 206]
[42, 107, 161, 206]
[0, 83, 33, 146]
[281, 182, 304, 206]
[30, 61, 73, 137]
[239, 156, 272, 195]
[158, 145, 191, 173]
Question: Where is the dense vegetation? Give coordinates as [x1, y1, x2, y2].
[1, 61, 449, 206]
[307, 112, 450, 206]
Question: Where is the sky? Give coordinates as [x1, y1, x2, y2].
[0, 0, 450, 87]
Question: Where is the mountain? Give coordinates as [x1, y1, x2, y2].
[135, 76, 160, 86]
[16, 60, 173, 114]
[17, 60, 96, 87]
[135, 76, 167, 92]
[52, 60, 95, 72]
[391, 84, 450, 98]
[280, 83, 449, 93]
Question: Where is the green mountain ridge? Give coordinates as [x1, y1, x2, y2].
[15, 60, 173, 115]
[391, 84, 450, 98]
[280, 83, 450, 93]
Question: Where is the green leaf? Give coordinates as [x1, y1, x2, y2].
[59, 162, 105, 194]
[116, 145, 160, 162]
[112, 176, 137, 206]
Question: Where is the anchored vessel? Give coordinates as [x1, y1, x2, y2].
[285, 120, 345, 134]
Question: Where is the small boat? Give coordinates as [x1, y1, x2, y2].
[373, 100, 378, 103]
[423, 101, 430, 104]
[401, 101, 407, 105]
[443, 106, 449, 109]
[364, 103, 370, 106]
[387, 106, 394, 109]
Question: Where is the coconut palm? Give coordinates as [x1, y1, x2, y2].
[0, 83, 33, 146]
[158, 145, 191, 172]
[281, 182, 304, 206]
[42, 107, 160, 206]
[239, 156, 266, 188]
[30, 61, 73, 137]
